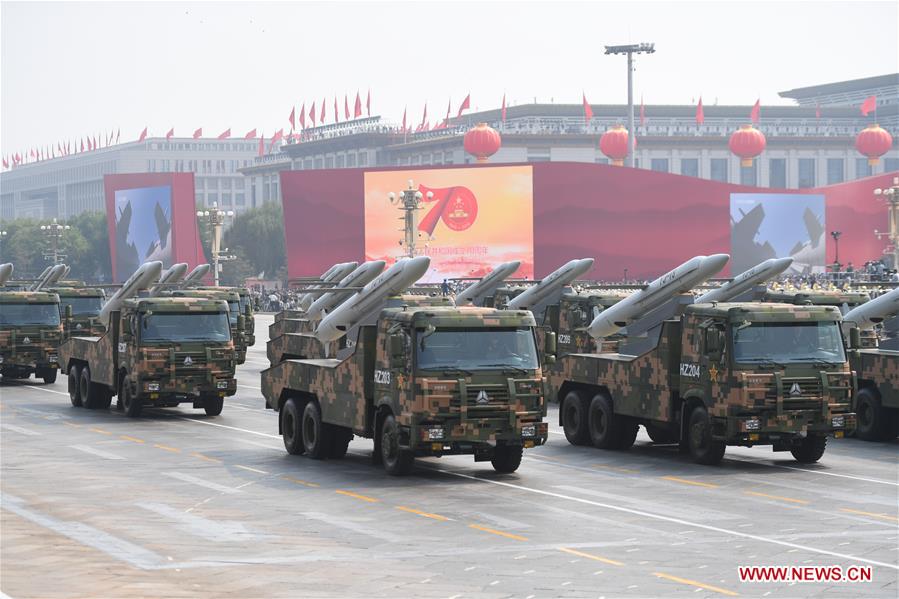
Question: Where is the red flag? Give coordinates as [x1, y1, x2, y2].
[289, 107, 296, 130]
[354, 92, 362, 118]
[695, 97, 704, 125]
[420, 103, 428, 129]
[2, 157, 7, 169]
[456, 93, 470, 118]
[334, 97, 339, 123]
[815, 104, 821, 119]
[309, 101, 316, 126]
[501, 94, 507, 122]
[166, 127, 174, 140]
[640, 96, 645, 127]
[299, 103, 306, 129]
[583, 93, 593, 122]
[344, 95, 350, 120]
[217, 128, 231, 140]
[366, 89, 371, 116]
[138, 127, 148, 142]
[87, 137, 93, 151]
[269, 128, 284, 152]
[750, 99, 760, 124]
[860, 95, 876, 116]
[258, 133, 265, 156]
[402, 107, 407, 132]
[192, 127, 202, 139]
[244, 128, 257, 139]
[320, 97, 327, 123]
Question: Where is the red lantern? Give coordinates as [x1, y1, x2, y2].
[463, 123, 501, 163]
[729, 125, 766, 167]
[600, 125, 630, 166]
[855, 124, 893, 166]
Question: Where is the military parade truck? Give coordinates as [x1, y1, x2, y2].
[262, 257, 549, 475]
[58, 262, 237, 417]
[49, 286, 107, 337]
[193, 286, 256, 352]
[0, 290, 62, 383]
[544, 255, 856, 465]
[171, 288, 250, 364]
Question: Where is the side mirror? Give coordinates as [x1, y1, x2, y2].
[705, 327, 724, 360]
[545, 354, 557, 365]
[544, 330, 557, 355]
[244, 303, 252, 317]
[389, 334, 404, 359]
[122, 317, 133, 336]
[849, 326, 861, 350]
[64, 304, 73, 319]
[237, 314, 246, 331]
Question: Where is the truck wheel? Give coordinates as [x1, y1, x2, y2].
[688, 406, 725, 465]
[790, 435, 826, 463]
[646, 423, 678, 444]
[381, 414, 413, 476]
[587, 393, 620, 449]
[562, 391, 590, 446]
[326, 425, 352, 459]
[855, 389, 888, 441]
[68, 365, 83, 407]
[80, 367, 97, 409]
[41, 368, 57, 384]
[204, 396, 224, 416]
[301, 401, 328, 459]
[491, 443, 523, 473]
[281, 398, 305, 455]
[121, 382, 143, 418]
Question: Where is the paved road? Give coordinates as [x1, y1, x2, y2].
[2, 316, 897, 598]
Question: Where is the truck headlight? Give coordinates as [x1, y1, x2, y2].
[522, 424, 537, 437]
[744, 419, 760, 431]
[217, 380, 229, 390]
[147, 382, 160, 392]
[831, 415, 845, 428]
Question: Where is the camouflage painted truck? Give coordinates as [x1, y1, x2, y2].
[57, 262, 237, 417]
[543, 255, 856, 465]
[0, 290, 62, 383]
[261, 257, 549, 475]
[48, 285, 107, 337]
[193, 286, 256, 353]
[171, 288, 250, 364]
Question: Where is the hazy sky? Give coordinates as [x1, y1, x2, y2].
[2, 1, 897, 154]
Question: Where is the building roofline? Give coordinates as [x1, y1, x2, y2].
[778, 73, 899, 99]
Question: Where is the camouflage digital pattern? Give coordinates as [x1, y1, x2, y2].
[552, 292, 629, 355]
[58, 297, 236, 406]
[853, 349, 899, 410]
[171, 289, 248, 364]
[194, 286, 255, 347]
[547, 302, 856, 445]
[262, 305, 548, 455]
[0, 291, 62, 378]
[48, 287, 108, 338]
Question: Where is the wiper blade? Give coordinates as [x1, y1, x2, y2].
[425, 365, 474, 376]
[742, 358, 786, 368]
[481, 363, 530, 375]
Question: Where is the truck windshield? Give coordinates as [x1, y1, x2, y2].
[228, 301, 240, 325]
[732, 321, 846, 364]
[417, 327, 539, 371]
[140, 312, 231, 343]
[59, 297, 103, 317]
[0, 303, 61, 326]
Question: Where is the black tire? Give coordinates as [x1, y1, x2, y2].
[790, 435, 826, 463]
[80, 367, 96, 409]
[326, 425, 352, 459]
[646, 423, 679, 444]
[587, 393, 619, 449]
[562, 390, 590, 446]
[301, 401, 328, 459]
[688, 406, 726, 465]
[121, 381, 143, 418]
[381, 414, 413, 476]
[281, 398, 305, 455]
[855, 389, 888, 441]
[616, 420, 639, 450]
[491, 443, 523, 473]
[41, 368, 57, 384]
[68, 365, 82, 407]
[203, 396, 224, 416]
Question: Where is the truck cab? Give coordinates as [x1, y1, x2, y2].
[194, 286, 255, 348]
[49, 286, 107, 337]
[171, 289, 248, 363]
[0, 291, 62, 383]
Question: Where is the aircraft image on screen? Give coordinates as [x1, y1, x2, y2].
[114, 185, 173, 281]
[730, 193, 826, 275]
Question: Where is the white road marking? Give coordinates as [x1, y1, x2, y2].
[164, 472, 241, 495]
[14, 383, 69, 396]
[69, 444, 125, 460]
[302, 511, 405, 543]
[238, 384, 262, 391]
[236, 438, 284, 452]
[175, 416, 280, 439]
[1, 423, 41, 436]
[137, 502, 261, 542]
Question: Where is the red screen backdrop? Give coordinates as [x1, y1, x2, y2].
[104, 173, 205, 282]
[280, 163, 899, 280]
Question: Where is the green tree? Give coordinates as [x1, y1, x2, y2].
[221, 202, 286, 282]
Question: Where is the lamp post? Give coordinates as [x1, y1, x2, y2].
[388, 180, 433, 260]
[830, 230, 842, 272]
[873, 175, 899, 270]
[0, 230, 7, 261]
[196, 202, 235, 286]
[40, 218, 70, 264]
[604, 42, 655, 168]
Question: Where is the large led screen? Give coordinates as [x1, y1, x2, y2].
[730, 193, 826, 275]
[113, 185, 173, 278]
[363, 166, 534, 283]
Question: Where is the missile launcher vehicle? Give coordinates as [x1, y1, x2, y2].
[0, 290, 62, 383]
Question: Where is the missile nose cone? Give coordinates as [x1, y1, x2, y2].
[702, 254, 730, 275]
[403, 256, 431, 279]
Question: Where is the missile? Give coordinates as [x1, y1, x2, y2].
[149, 263, 188, 296]
[306, 260, 387, 320]
[0, 263, 13, 286]
[298, 261, 359, 310]
[696, 257, 793, 304]
[587, 254, 730, 339]
[315, 257, 430, 343]
[99, 261, 163, 326]
[842, 287, 899, 331]
[31, 264, 67, 291]
[29, 265, 54, 291]
[182, 264, 211, 285]
[455, 261, 521, 307]
[61, 265, 71, 279]
[507, 258, 594, 311]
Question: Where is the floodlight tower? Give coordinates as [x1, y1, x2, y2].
[604, 42, 655, 168]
